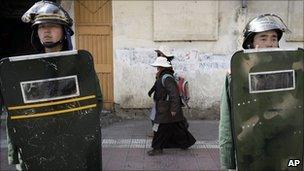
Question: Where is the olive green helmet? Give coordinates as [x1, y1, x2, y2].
[242, 14, 291, 49]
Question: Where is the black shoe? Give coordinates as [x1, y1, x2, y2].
[181, 147, 189, 150]
[147, 132, 154, 138]
[147, 149, 163, 156]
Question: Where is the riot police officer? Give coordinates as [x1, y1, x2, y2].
[219, 14, 290, 170]
[4, 1, 103, 170]
[21, 0, 74, 53]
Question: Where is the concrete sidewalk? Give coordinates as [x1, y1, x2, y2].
[1, 119, 220, 171]
[102, 119, 220, 171]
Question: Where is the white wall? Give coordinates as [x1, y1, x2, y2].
[64, 1, 303, 114]
[112, 1, 303, 111]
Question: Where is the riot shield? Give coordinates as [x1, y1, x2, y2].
[231, 48, 304, 171]
[0, 50, 101, 170]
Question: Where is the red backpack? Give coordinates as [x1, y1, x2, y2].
[162, 74, 190, 108]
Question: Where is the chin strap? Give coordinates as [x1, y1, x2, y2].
[42, 38, 63, 48]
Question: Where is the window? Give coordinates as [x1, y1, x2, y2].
[20, 75, 80, 103]
[249, 70, 295, 93]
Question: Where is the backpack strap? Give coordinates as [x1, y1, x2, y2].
[161, 74, 174, 101]
[161, 74, 174, 87]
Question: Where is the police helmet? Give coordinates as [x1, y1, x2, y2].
[22, 1, 74, 51]
[242, 14, 290, 49]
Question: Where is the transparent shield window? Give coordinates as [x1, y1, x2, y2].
[20, 75, 80, 103]
[249, 70, 295, 93]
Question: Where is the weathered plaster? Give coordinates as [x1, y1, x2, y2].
[112, 1, 303, 116]
[114, 47, 229, 109]
[65, 1, 303, 118]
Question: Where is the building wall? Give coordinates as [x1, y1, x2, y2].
[64, 1, 303, 118]
[112, 0, 304, 117]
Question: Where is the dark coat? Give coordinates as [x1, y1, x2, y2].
[153, 69, 184, 124]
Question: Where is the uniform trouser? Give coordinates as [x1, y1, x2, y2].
[2, 108, 25, 170]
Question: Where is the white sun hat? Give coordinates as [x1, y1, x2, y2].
[150, 57, 172, 68]
[154, 45, 174, 57]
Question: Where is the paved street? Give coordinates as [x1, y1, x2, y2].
[1, 118, 220, 171]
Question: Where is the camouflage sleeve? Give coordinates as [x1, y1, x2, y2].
[94, 74, 103, 112]
[4, 110, 20, 165]
[0, 87, 20, 165]
[0, 92, 3, 116]
[219, 74, 236, 169]
[7, 135, 20, 165]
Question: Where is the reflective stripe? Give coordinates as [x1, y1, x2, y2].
[8, 95, 96, 110]
[10, 104, 96, 120]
